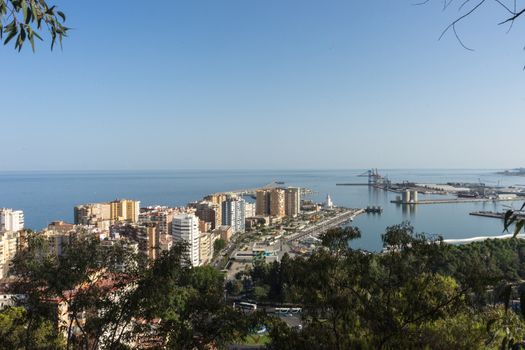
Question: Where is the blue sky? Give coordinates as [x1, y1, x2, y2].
[1, 0, 524, 170]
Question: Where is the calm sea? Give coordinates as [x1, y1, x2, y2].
[0, 169, 521, 251]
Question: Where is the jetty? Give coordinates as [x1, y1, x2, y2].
[391, 197, 524, 205]
[469, 211, 525, 220]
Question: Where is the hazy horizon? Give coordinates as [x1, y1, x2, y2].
[0, 167, 518, 172]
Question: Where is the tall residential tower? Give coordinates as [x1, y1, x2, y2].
[172, 214, 201, 267]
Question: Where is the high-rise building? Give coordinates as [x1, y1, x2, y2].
[204, 194, 227, 226]
[41, 229, 72, 256]
[0, 231, 19, 279]
[285, 187, 301, 217]
[221, 197, 246, 233]
[172, 214, 201, 267]
[74, 199, 140, 227]
[74, 203, 111, 227]
[137, 224, 159, 261]
[139, 206, 177, 235]
[195, 201, 220, 229]
[270, 189, 285, 218]
[256, 189, 271, 216]
[0, 209, 24, 233]
[199, 232, 213, 265]
[110, 199, 140, 223]
[245, 202, 256, 218]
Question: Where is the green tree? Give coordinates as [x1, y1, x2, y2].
[213, 238, 226, 255]
[0, 0, 68, 51]
[130, 243, 259, 349]
[266, 224, 525, 349]
[10, 233, 143, 350]
[0, 306, 64, 349]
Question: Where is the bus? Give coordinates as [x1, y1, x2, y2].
[234, 301, 257, 311]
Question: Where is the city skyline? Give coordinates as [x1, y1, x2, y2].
[2, 0, 525, 171]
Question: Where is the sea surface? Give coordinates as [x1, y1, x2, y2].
[0, 169, 522, 251]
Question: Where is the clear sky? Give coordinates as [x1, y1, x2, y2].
[1, 0, 524, 170]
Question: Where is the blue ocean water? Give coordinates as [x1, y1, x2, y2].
[0, 169, 520, 251]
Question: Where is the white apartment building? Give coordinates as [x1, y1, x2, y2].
[172, 214, 201, 267]
[0, 231, 19, 279]
[0, 208, 24, 233]
[221, 197, 246, 233]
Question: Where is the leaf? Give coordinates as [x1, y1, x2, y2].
[504, 210, 515, 232]
[3, 27, 18, 45]
[514, 220, 525, 238]
[501, 336, 508, 350]
[32, 29, 42, 41]
[21, 0, 28, 23]
[30, 0, 39, 23]
[28, 27, 35, 52]
[50, 32, 55, 50]
[57, 10, 65, 22]
[46, 5, 55, 15]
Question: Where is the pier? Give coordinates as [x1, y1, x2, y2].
[391, 197, 524, 205]
[469, 211, 525, 220]
[286, 208, 365, 242]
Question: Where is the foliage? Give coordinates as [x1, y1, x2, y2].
[0, 306, 64, 349]
[11, 223, 525, 348]
[10, 235, 258, 350]
[11, 233, 143, 350]
[0, 0, 68, 51]
[213, 238, 226, 254]
[248, 224, 525, 349]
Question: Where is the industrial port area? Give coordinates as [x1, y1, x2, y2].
[338, 169, 525, 205]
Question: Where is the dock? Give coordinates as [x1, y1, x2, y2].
[391, 197, 524, 205]
[469, 211, 525, 220]
[286, 208, 365, 242]
[336, 183, 370, 186]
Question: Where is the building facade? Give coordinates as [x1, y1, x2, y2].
[245, 202, 256, 218]
[256, 189, 271, 216]
[221, 197, 246, 233]
[110, 199, 140, 223]
[285, 187, 301, 217]
[203, 194, 227, 226]
[138, 206, 177, 236]
[195, 201, 220, 230]
[270, 189, 285, 218]
[0, 208, 24, 233]
[172, 214, 201, 267]
[199, 232, 213, 265]
[0, 231, 19, 279]
[74, 203, 112, 227]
